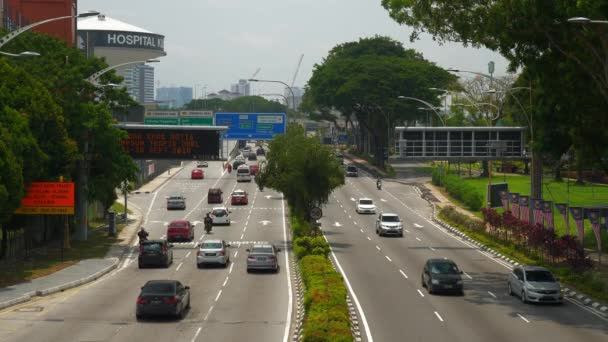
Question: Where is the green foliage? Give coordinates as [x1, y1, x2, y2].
[185, 96, 286, 112]
[294, 236, 330, 259]
[433, 168, 484, 210]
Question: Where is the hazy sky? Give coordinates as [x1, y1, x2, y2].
[79, 0, 510, 98]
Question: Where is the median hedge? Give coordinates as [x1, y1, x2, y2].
[432, 167, 484, 210]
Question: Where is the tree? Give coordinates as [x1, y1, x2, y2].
[262, 123, 344, 219]
[185, 96, 287, 113]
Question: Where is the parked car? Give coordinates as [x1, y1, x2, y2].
[345, 164, 358, 177]
[246, 243, 280, 273]
[421, 258, 464, 295]
[236, 164, 252, 182]
[166, 220, 195, 242]
[231, 190, 249, 205]
[256, 147, 266, 156]
[138, 240, 173, 268]
[211, 207, 231, 225]
[507, 265, 563, 304]
[166, 195, 186, 210]
[207, 188, 223, 204]
[196, 239, 230, 268]
[248, 163, 260, 175]
[191, 169, 204, 179]
[356, 198, 376, 214]
[196, 161, 208, 168]
[375, 213, 403, 237]
[136, 280, 190, 320]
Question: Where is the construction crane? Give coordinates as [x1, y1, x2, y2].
[251, 67, 261, 79]
[291, 54, 304, 87]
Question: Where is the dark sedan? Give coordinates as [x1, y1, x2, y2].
[421, 258, 464, 295]
[136, 280, 190, 320]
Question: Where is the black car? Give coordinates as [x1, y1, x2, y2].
[256, 147, 266, 156]
[346, 165, 358, 177]
[138, 240, 173, 268]
[136, 280, 190, 320]
[247, 152, 258, 161]
[421, 258, 464, 295]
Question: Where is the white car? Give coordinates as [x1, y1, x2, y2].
[211, 207, 231, 225]
[197, 239, 230, 268]
[356, 198, 376, 214]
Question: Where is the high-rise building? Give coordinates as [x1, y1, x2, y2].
[156, 87, 193, 109]
[121, 64, 155, 105]
[230, 79, 250, 96]
[2, 0, 77, 45]
[285, 86, 304, 110]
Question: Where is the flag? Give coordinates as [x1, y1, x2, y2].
[570, 207, 585, 245]
[542, 201, 554, 231]
[499, 190, 509, 212]
[532, 198, 544, 227]
[587, 208, 602, 254]
[510, 193, 520, 219]
[555, 203, 569, 235]
[519, 196, 530, 224]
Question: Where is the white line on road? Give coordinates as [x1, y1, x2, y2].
[414, 223, 424, 228]
[280, 194, 293, 342]
[367, 236, 371, 240]
[354, 221, 357, 225]
[429, 246, 436, 251]
[517, 314, 530, 323]
[434, 311, 444, 322]
[176, 262, 183, 271]
[222, 277, 229, 287]
[376, 245, 381, 251]
[463, 272, 473, 279]
[240, 233, 244, 239]
[204, 306, 214, 321]
[405, 229, 410, 233]
[229, 263, 234, 274]
[488, 291, 497, 298]
[185, 251, 191, 258]
[348, 215, 352, 219]
[360, 229, 364, 233]
[399, 269, 408, 279]
[415, 237, 422, 241]
[385, 256, 392, 262]
[215, 290, 223, 302]
[417, 289, 425, 297]
[191, 327, 202, 342]
[234, 251, 238, 258]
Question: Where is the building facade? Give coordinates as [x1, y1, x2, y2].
[230, 79, 250, 96]
[156, 86, 193, 109]
[122, 64, 155, 104]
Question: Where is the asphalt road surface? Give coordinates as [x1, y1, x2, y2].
[0, 156, 293, 342]
[321, 166, 607, 342]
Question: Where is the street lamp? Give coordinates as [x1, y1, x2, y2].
[0, 11, 100, 49]
[398, 96, 445, 126]
[0, 50, 40, 57]
[86, 59, 160, 86]
[567, 17, 608, 24]
[248, 78, 296, 111]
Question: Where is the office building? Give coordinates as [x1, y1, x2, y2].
[156, 87, 193, 109]
[122, 64, 155, 104]
[230, 79, 250, 96]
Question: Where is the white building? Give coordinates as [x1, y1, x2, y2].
[230, 79, 251, 96]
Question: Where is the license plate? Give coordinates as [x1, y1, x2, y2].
[257, 257, 266, 261]
[151, 300, 161, 304]
[205, 253, 215, 256]
[443, 285, 453, 289]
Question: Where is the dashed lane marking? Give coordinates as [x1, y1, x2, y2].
[463, 272, 473, 279]
[399, 269, 408, 279]
[517, 314, 530, 323]
[376, 245, 381, 251]
[191, 327, 202, 342]
[176, 262, 183, 271]
[417, 289, 425, 297]
[222, 277, 229, 287]
[385, 256, 392, 262]
[215, 290, 223, 302]
[434, 311, 444, 322]
[488, 291, 497, 298]
[415, 237, 422, 241]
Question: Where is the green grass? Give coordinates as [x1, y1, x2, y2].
[441, 173, 608, 250]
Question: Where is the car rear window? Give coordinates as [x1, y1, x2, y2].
[142, 243, 162, 252]
[201, 242, 223, 249]
[525, 270, 555, 282]
[360, 200, 373, 205]
[237, 168, 250, 174]
[233, 191, 245, 196]
[430, 262, 459, 274]
[381, 215, 400, 222]
[142, 282, 175, 294]
[170, 221, 188, 227]
[213, 209, 227, 217]
[251, 246, 273, 254]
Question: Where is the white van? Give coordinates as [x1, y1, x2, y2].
[236, 165, 252, 182]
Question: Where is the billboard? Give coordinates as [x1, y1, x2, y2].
[215, 113, 286, 140]
[15, 182, 75, 215]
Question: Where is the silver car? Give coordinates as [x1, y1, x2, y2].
[375, 213, 403, 237]
[246, 244, 280, 273]
[197, 240, 230, 268]
[166, 195, 186, 210]
[507, 265, 563, 304]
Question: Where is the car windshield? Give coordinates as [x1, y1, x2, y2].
[143, 243, 161, 252]
[526, 270, 555, 282]
[430, 262, 460, 274]
[213, 209, 227, 217]
[142, 282, 175, 294]
[251, 246, 273, 254]
[347, 166, 357, 172]
[382, 216, 400, 222]
[170, 221, 188, 227]
[201, 242, 223, 249]
[359, 200, 373, 205]
[168, 196, 183, 201]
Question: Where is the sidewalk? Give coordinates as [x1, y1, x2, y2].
[132, 166, 184, 194]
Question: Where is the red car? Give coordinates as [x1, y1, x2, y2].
[231, 190, 249, 205]
[191, 169, 204, 179]
[166, 220, 194, 242]
[248, 163, 259, 175]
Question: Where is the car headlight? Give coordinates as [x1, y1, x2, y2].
[431, 279, 440, 285]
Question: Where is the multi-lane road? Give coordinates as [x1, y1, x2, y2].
[0, 156, 293, 342]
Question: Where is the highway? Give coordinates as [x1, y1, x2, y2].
[0, 156, 293, 342]
[321, 164, 608, 342]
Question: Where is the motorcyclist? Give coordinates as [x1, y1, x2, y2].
[204, 213, 213, 233]
[227, 163, 232, 173]
[376, 177, 382, 190]
[137, 227, 149, 243]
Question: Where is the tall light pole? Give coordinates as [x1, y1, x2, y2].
[86, 59, 160, 86]
[0, 50, 40, 57]
[397, 96, 445, 126]
[0, 11, 100, 49]
[248, 78, 296, 111]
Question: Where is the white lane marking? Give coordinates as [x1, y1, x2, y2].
[385, 256, 392, 262]
[353, 221, 358, 225]
[176, 262, 183, 271]
[185, 251, 191, 258]
[350, 197, 356, 202]
[417, 289, 425, 297]
[340, 204, 344, 208]
[191, 327, 202, 342]
[415, 237, 422, 241]
[399, 269, 408, 279]
[215, 290, 223, 302]
[243, 226, 248, 232]
[234, 251, 238, 258]
[429, 246, 436, 251]
[367, 236, 371, 241]
[405, 229, 410, 233]
[380, 198, 387, 202]
[343, 209, 347, 213]
[333, 222, 343, 227]
[204, 306, 214, 321]
[322, 236, 374, 342]
[434, 311, 444, 322]
[240, 233, 244, 239]
[280, 194, 293, 342]
[517, 314, 530, 323]
[198, 234, 206, 242]
[222, 277, 229, 287]
[348, 215, 352, 219]
[414, 223, 423, 228]
[463, 272, 473, 279]
[229, 263, 234, 274]
[488, 291, 497, 298]
[360, 229, 364, 233]
[375, 245, 381, 251]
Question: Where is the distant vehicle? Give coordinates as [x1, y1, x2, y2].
[246, 243, 280, 273]
[356, 198, 376, 214]
[197, 161, 208, 168]
[138, 240, 173, 268]
[233, 159, 246, 170]
[345, 164, 358, 177]
[166, 195, 186, 210]
[231, 189, 249, 205]
[166, 220, 195, 242]
[136, 280, 190, 320]
[256, 147, 266, 156]
[247, 152, 257, 161]
[236, 164, 252, 182]
[197, 239, 230, 268]
[421, 258, 464, 295]
[507, 265, 563, 304]
[211, 207, 231, 225]
[248, 163, 260, 175]
[375, 213, 403, 237]
[243, 145, 252, 152]
[191, 169, 204, 179]
[207, 188, 223, 204]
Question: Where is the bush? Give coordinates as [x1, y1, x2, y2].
[440, 206, 485, 232]
[433, 167, 483, 210]
[294, 236, 330, 259]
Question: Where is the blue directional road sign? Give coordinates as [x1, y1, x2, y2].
[215, 113, 286, 140]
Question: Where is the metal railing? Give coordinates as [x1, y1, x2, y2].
[397, 139, 524, 160]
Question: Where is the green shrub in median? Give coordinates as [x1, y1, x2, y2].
[294, 236, 330, 259]
[433, 168, 484, 210]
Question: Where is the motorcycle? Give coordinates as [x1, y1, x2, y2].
[204, 218, 213, 234]
[138, 231, 149, 244]
[376, 181, 382, 190]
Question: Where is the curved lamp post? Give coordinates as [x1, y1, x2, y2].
[248, 78, 296, 111]
[397, 96, 445, 126]
[86, 59, 160, 86]
[0, 50, 40, 57]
